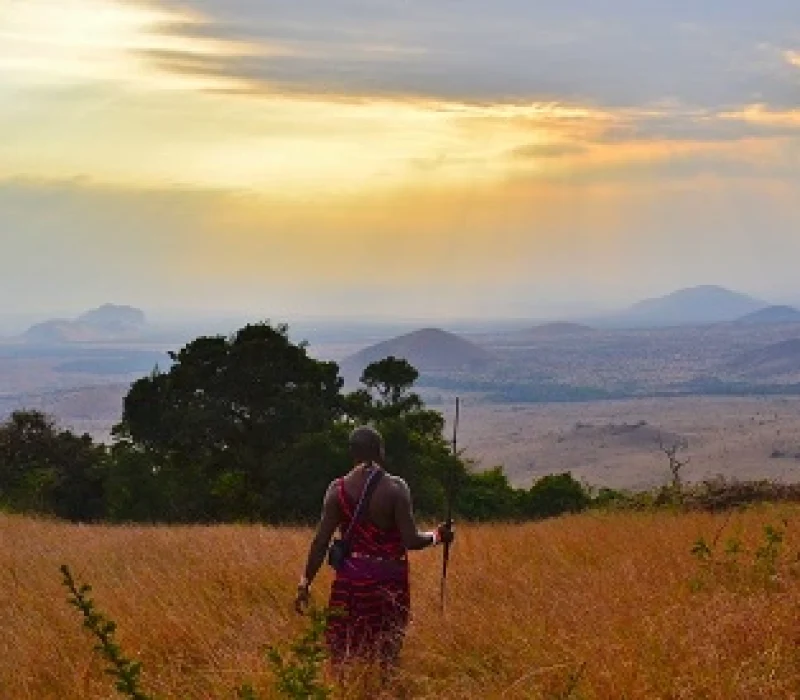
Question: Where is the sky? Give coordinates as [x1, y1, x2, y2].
[2, 0, 800, 323]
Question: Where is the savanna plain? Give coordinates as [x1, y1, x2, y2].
[4, 507, 800, 699]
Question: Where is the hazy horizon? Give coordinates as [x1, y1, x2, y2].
[4, 283, 800, 340]
[3, 0, 800, 320]
[0, 301, 617, 337]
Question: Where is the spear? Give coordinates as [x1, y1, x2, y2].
[440, 396, 459, 613]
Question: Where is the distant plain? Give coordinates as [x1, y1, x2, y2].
[3, 314, 800, 491]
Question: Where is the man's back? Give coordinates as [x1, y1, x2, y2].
[339, 467, 403, 532]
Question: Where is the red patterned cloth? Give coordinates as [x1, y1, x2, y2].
[326, 477, 410, 665]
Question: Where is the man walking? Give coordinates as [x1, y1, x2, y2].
[295, 426, 454, 668]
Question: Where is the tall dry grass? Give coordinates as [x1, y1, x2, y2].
[3, 507, 800, 699]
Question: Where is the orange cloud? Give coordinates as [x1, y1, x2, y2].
[785, 50, 800, 68]
[720, 104, 800, 129]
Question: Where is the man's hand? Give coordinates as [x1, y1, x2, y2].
[436, 521, 455, 546]
[294, 580, 310, 615]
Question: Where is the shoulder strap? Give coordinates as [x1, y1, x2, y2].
[342, 468, 384, 542]
[335, 478, 349, 516]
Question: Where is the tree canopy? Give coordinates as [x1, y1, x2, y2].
[0, 321, 592, 524]
[0, 410, 106, 521]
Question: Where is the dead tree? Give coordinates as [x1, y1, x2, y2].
[659, 436, 690, 493]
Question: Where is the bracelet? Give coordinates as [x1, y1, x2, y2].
[424, 530, 441, 547]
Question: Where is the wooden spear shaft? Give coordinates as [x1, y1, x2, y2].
[440, 396, 459, 613]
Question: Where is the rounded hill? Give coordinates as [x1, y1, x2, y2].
[78, 304, 146, 332]
[22, 304, 147, 344]
[734, 305, 800, 326]
[619, 285, 766, 327]
[340, 328, 494, 379]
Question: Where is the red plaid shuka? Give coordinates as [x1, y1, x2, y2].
[326, 477, 410, 666]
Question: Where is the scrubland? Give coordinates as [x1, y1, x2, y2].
[458, 396, 800, 490]
[3, 508, 800, 699]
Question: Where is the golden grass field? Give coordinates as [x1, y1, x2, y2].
[3, 508, 800, 699]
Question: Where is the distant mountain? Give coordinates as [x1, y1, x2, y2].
[726, 338, 800, 379]
[78, 304, 146, 333]
[340, 328, 494, 380]
[525, 322, 595, 337]
[615, 286, 767, 327]
[23, 320, 82, 344]
[734, 305, 800, 326]
[22, 304, 147, 344]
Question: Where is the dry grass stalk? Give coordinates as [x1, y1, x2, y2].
[3, 508, 800, 699]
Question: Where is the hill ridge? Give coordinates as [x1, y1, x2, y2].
[615, 285, 767, 327]
[22, 304, 147, 344]
[734, 305, 800, 326]
[340, 327, 494, 380]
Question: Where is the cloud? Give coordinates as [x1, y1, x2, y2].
[595, 108, 800, 147]
[511, 143, 588, 159]
[125, 0, 800, 111]
[8, 0, 790, 109]
[6, 1, 800, 321]
[0, 0, 267, 92]
[720, 104, 800, 129]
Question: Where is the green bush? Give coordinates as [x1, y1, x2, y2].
[521, 473, 590, 519]
[456, 467, 520, 521]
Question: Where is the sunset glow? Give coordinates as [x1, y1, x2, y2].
[2, 0, 800, 318]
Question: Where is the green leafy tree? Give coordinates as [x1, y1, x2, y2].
[103, 443, 165, 523]
[359, 356, 423, 416]
[0, 410, 106, 520]
[112, 323, 344, 522]
[263, 424, 351, 521]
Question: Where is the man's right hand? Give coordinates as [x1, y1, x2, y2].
[436, 522, 455, 545]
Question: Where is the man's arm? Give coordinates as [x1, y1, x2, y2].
[393, 477, 442, 551]
[303, 481, 340, 582]
[295, 482, 340, 613]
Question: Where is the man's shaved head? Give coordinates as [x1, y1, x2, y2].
[349, 426, 385, 464]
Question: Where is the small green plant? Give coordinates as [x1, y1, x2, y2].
[60, 564, 154, 700]
[689, 520, 795, 592]
[724, 537, 742, 557]
[266, 608, 332, 700]
[754, 524, 784, 576]
[690, 537, 712, 562]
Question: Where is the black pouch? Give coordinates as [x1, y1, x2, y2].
[327, 538, 351, 571]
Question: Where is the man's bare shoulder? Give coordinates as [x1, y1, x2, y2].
[322, 479, 340, 509]
[385, 474, 411, 497]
